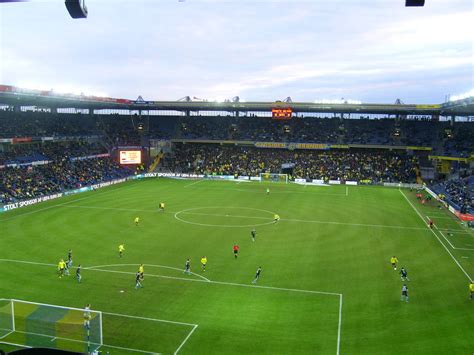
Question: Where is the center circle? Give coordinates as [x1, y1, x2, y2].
[174, 207, 277, 228]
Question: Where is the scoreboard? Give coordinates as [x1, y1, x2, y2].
[119, 150, 142, 165]
[272, 108, 292, 119]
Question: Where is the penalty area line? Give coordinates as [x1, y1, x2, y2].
[174, 324, 198, 355]
[0, 258, 341, 296]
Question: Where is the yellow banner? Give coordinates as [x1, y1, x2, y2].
[416, 104, 441, 109]
[255, 142, 287, 149]
[429, 155, 469, 162]
[294, 143, 329, 150]
[407, 146, 432, 151]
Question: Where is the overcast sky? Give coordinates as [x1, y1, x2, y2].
[0, 0, 472, 103]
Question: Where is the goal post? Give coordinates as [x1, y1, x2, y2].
[0, 299, 102, 353]
[0, 299, 14, 339]
[259, 173, 288, 184]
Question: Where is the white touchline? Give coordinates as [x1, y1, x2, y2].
[399, 189, 473, 282]
[426, 216, 457, 249]
[337, 294, 343, 355]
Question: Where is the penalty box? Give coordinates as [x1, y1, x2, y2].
[76, 264, 343, 355]
[0, 261, 343, 354]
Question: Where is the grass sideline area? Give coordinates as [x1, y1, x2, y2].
[0, 178, 473, 354]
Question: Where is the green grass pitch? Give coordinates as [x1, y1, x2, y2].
[0, 178, 473, 354]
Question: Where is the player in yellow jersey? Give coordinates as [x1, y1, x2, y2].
[200, 256, 207, 272]
[390, 256, 399, 270]
[134, 217, 140, 226]
[273, 214, 280, 223]
[119, 244, 125, 258]
[57, 259, 66, 278]
[470, 282, 474, 300]
[159, 202, 165, 212]
[138, 264, 144, 280]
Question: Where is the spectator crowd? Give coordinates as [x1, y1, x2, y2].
[165, 143, 418, 183]
[433, 178, 474, 214]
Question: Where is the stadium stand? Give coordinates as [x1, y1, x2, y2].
[0, 110, 472, 211]
[431, 177, 474, 214]
[166, 143, 418, 183]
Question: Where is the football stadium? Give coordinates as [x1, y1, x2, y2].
[1, 1, 473, 354]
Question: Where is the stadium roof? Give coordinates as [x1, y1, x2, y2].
[0, 85, 473, 116]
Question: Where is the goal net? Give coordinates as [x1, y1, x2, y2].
[0, 299, 102, 353]
[259, 173, 288, 184]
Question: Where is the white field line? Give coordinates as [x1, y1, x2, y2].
[183, 180, 204, 188]
[174, 324, 198, 355]
[399, 189, 473, 282]
[0, 183, 142, 222]
[176, 211, 429, 231]
[0, 259, 210, 285]
[102, 310, 196, 328]
[87, 267, 217, 285]
[345, 186, 348, 196]
[426, 217, 474, 251]
[101, 343, 159, 354]
[0, 258, 341, 296]
[0, 330, 14, 340]
[437, 228, 471, 233]
[0, 258, 342, 354]
[0, 341, 32, 349]
[337, 294, 343, 355]
[426, 216, 456, 249]
[88, 268, 342, 296]
[86, 263, 211, 283]
[61, 204, 428, 232]
[11, 329, 155, 354]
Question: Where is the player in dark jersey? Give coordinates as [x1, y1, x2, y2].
[76, 264, 82, 283]
[401, 284, 409, 302]
[233, 244, 239, 259]
[400, 267, 410, 281]
[252, 266, 262, 284]
[251, 229, 256, 242]
[64, 260, 70, 276]
[67, 249, 73, 268]
[184, 258, 191, 274]
[135, 272, 143, 289]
